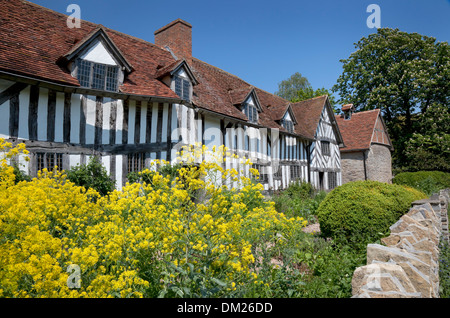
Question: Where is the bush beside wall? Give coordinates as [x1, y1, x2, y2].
[316, 181, 427, 243]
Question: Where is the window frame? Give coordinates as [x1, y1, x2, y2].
[77, 59, 120, 92]
[328, 171, 337, 190]
[282, 119, 294, 133]
[127, 153, 145, 174]
[321, 140, 331, 157]
[243, 103, 258, 124]
[174, 75, 191, 102]
[36, 152, 63, 172]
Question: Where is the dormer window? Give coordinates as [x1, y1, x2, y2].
[281, 107, 296, 133]
[77, 59, 119, 92]
[63, 27, 133, 93]
[244, 103, 258, 124]
[282, 119, 294, 133]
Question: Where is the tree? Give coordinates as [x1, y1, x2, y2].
[404, 103, 450, 172]
[291, 87, 338, 113]
[275, 72, 311, 101]
[332, 28, 449, 169]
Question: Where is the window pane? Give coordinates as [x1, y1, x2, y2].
[77, 60, 91, 88]
[92, 63, 106, 90]
[37, 153, 45, 171]
[182, 79, 190, 101]
[175, 77, 182, 97]
[321, 141, 330, 156]
[106, 66, 119, 91]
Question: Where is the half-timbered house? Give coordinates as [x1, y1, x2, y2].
[291, 96, 344, 191]
[0, 0, 344, 192]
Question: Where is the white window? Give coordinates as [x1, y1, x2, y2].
[77, 59, 119, 92]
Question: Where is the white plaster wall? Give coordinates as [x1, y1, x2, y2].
[80, 41, 117, 66]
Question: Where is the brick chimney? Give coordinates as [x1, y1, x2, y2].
[154, 19, 192, 63]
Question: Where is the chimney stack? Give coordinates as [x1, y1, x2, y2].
[154, 19, 192, 63]
[342, 104, 355, 120]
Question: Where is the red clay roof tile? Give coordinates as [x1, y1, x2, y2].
[335, 109, 383, 152]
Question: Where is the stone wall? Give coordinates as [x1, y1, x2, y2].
[341, 144, 393, 185]
[365, 144, 393, 184]
[351, 189, 449, 298]
[340, 151, 365, 184]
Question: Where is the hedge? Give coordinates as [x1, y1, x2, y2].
[392, 171, 450, 196]
[316, 180, 427, 243]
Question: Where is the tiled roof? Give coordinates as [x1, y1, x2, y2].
[290, 95, 329, 139]
[0, 0, 179, 98]
[0, 0, 316, 140]
[335, 109, 384, 152]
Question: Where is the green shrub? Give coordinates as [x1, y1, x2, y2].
[65, 156, 115, 196]
[272, 180, 325, 222]
[316, 181, 427, 243]
[127, 163, 182, 185]
[393, 171, 450, 196]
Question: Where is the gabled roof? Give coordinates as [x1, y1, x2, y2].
[155, 59, 199, 85]
[62, 26, 133, 73]
[0, 0, 179, 98]
[335, 109, 392, 152]
[228, 87, 262, 111]
[291, 95, 344, 145]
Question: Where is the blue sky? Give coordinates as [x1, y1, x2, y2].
[29, 0, 450, 99]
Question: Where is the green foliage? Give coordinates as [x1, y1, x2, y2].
[439, 238, 450, 298]
[332, 28, 449, 170]
[393, 171, 450, 196]
[272, 180, 326, 223]
[294, 240, 366, 298]
[274, 72, 311, 101]
[316, 181, 427, 243]
[12, 163, 31, 184]
[127, 163, 183, 185]
[404, 103, 450, 172]
[65, 156, 115, 196]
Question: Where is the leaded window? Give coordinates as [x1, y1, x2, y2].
[244, 103, 258, 124]
[36, 153, 63, 172]
[328, 172, 337, 190]
[77, 59, 119, 92]
[174, 76, 191, 102]
[321, 140, 331, 156]
[282, 119, 294, 133]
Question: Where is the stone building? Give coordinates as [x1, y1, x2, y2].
[335, 104, 393, 184]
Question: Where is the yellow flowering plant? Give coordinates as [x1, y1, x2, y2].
[0, 142, 307, 298]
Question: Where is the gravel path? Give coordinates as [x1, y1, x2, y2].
[302, 223, 321, 234]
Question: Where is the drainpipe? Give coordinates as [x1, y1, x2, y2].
[363, 150, 368, 181]
[306, 144, 311, 184]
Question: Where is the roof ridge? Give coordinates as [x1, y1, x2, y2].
[22, 0, 169, 55]
[291, 94, 328, 106]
